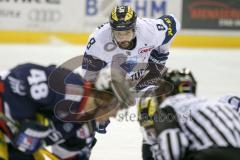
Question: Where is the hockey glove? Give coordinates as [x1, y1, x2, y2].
[136, 49, 168, 91]
[95, 119, 110, 134]
[12, 120, 51, 154]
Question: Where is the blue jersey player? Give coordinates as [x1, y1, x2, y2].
[0, 63, 130, 160]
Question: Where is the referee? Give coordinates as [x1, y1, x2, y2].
[138, 68, 240, 160]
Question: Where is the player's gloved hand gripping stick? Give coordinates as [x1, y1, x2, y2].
[0, 112, 59, 160]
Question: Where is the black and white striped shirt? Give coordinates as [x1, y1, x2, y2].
[151, 93, 240, 160]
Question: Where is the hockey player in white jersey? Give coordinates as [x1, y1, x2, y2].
[138, 68, 240, 160]
[82, 5, 180, 92]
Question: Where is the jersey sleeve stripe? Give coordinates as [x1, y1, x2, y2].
[159, 15, 178, 45]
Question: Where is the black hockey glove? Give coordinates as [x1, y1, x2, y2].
[136, 49, 168, 91]
[12, 120, 51, 154]
[95, 119, 110, 134]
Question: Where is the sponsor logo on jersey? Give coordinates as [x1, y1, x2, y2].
[76, 124, 90, 139]
[120, 60, 137, 73]
[138, 46, 154, 55]
[160, 15, 177, 45]
[163, 17, 174, 36]
[130, 69, 145, 81]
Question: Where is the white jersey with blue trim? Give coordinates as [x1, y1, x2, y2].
[82, 15, 180, 82]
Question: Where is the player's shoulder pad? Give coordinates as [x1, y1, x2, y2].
[85, 22, 111, 53]
[97, 22, 110, 30]
[6, 63, 53, 96]
[157, 14, 180, 45]
[10, 63, 53, 77]
[90, 22, 110, 40]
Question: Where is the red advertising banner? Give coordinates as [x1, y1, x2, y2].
[182, 0, 240, 30]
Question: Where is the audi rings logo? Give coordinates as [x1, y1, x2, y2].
[28, 9, 61, 23]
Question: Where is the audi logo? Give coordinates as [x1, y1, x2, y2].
[28, 9, 61, 22]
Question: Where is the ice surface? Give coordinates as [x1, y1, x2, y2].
[0, 45, 239, 160]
